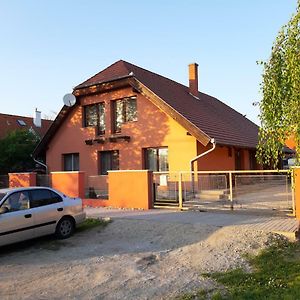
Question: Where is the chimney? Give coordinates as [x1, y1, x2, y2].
[33, 108, 42, 128]
[188, 63, 199, 97]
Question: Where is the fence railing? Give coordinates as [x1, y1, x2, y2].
[85, 175, 108, 199]
[153, 170, 294, 215]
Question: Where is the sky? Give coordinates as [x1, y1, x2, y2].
[0, 0, 298, 125]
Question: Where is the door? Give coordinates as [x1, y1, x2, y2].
[235, 148, 244, 170]
[0, 191, 35, 246]
[29, 189, 64, 237]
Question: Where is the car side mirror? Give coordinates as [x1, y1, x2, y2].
[0, 206, 9, 214]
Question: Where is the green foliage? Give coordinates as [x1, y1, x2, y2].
[257, 1, 300, 167]
[0, 129, 39, 174]
[175, 289, 224, 300]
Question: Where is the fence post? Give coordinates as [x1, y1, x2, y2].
[9, 172, 36, 188]
[51, 171, 85, 198]
[178, 172, 183, 210]
[294, 167, 300, 220]
[290, 169, 295, 216]
[229, 172, 233, 210]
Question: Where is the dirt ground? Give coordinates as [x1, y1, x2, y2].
[0, 217, 281, 300]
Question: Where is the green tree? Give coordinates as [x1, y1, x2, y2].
[0, 130, 39, 175]
[257, 1, 300, 168]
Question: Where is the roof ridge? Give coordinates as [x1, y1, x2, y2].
[0, 112, 52, 122]
[122, 60, 190, 90]
[74, 59, 129, 89]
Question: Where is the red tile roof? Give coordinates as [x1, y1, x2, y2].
[76, 60, 259, 148]
[0, 113, 53, 139]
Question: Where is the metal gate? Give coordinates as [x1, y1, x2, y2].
[153, 170, 294, 216]
[36, 174, 51, 187]
[0, 175, 9, 189]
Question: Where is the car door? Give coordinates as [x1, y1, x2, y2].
[29, 189, 64, 237]
[0, 191, 35, 246]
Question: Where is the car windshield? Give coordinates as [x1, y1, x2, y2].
[0, 193, 7, 201]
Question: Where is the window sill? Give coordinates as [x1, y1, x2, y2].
[109, 135, 131, 143]
[85, 137, 105, 145]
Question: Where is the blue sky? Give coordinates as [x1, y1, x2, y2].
[0, 0, 297, 124]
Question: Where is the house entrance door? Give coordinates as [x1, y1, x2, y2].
[235, 148, 243, 170]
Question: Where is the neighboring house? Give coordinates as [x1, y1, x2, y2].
[0, 112, 53, 140]
[34, 60, 260, 175]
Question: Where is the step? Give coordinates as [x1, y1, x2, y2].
[154, 202, 179, 207]
[195, 193, 229, 200]
[197, 189, 229, 195]
[155, 197, 178, 203]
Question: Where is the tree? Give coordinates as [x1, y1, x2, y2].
[257, 1, 300, 168]
[0, 130, 39, 175]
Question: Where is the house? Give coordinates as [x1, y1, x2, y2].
[33, 60, 260, 176]
[0, 111, 53, 140]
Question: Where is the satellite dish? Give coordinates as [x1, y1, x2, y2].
[63, 94, 76, 107]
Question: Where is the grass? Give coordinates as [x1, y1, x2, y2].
[177, 238, 300, 300]
[76, 217, 111, 233]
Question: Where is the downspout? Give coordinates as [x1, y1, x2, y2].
[31, 155, 48, 174]
[190, 138, 216, 193]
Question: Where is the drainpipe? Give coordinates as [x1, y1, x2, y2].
[190, 138, 216, 194]
[31, 155, 48, 174]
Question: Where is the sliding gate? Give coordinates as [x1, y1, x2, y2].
[153, 170, 294, 216]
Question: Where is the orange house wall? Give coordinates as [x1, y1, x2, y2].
[196, 143, 234, 170]
[196, 143, 252, 171]
[46, 87, 198, 175]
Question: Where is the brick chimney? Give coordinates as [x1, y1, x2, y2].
[188, 63, 199, 97]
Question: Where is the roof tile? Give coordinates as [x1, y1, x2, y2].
[77, 60, 258, 148]
[0, 113, 53, 139]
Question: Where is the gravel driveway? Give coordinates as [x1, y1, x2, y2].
[0, 209, 284, 300]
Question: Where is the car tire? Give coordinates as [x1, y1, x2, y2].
[55, 217, 75, 239]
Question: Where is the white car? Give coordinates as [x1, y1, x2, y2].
[0, 187, 86, 246]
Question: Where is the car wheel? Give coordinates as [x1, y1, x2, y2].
[55, 217, 75, 239]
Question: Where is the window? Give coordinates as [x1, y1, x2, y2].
[63, 153, 79, 171]
[99, 150, 119, 175]
[17, 119, 26, 126]
[112, 97, 137, 133]
[145, 147, 169, 172]
[84, 102, 106, 135]
[2, 191, 30, 212]
[30, 189, 62, 208]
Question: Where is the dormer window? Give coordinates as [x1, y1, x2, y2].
[83, 102, 105, 135]
[17, 119, 26, 126]
[112, 97, 137, 133]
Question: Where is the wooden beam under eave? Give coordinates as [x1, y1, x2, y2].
[73, 78, 132, 97]
[129, 78, 211, 146]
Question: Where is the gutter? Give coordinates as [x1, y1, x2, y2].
[190, 138, 216, 194]
[31, 155, 48, 174]
[190, 138, 216, 172]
